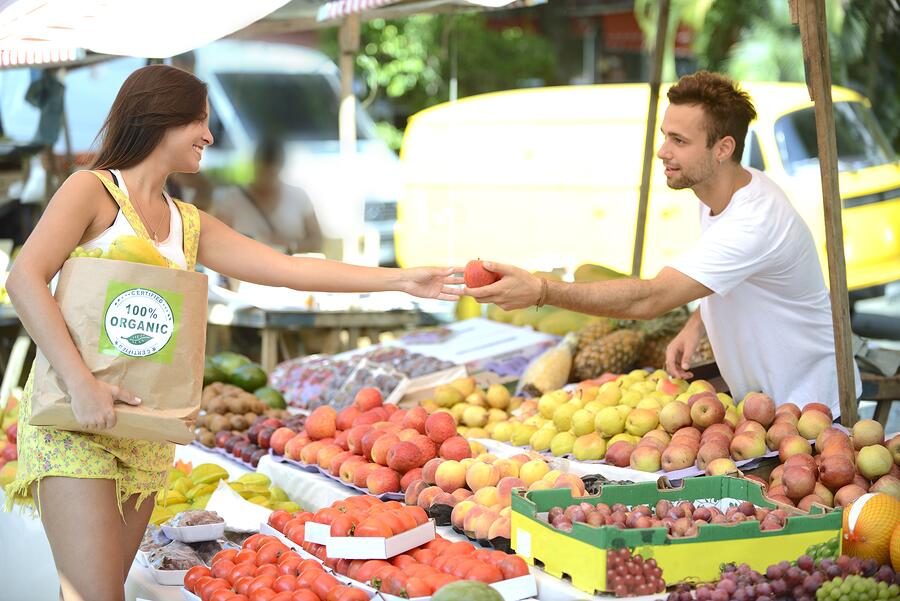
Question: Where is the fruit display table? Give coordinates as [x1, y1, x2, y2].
[207, 302, 442, 372]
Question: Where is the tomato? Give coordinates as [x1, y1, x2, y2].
[209, 590, 237, 601]
[404, 576, 432, 597]
[382, 500, 403, 511]
[329, 514, 359, 537]
[211, 559, 236, 581]
[345, 559, 365, 581]
[498, 555, 529, 579]
[226, 562, 257, 586]
[185, 566, 212, 593]
[467, 563, 504, 583]
[355, 559, 390, 585]
[297, 559, 322, 575]
[440, 541, 475, 557]
[450, 558, 482, 579]
[284, 522, 306, 545]
[234, 549, 258, 565]
[380, 571, 408, 595]
[423, 572, 458, 593]
[248, 589, 277, 601]
[430, 555, 453, 573]
[254, 564, 278, 578]
[292, 511, 315, 523]
[212, 548, 239, 566]
[256, 541, 289, 566]
[234, 576, 255, 596]
[231, 596, 249, 601]
[422, 538, 451, 553]
[276, 555, 301, 577]
[388, 509, 417, 532]
[296, 568, 322, 589]
[311, 572, 341, 600]
[329, 587, 369, 601]
[403, 505, 429, 526]
[313, 507, 342, 525]
[353, 519, 392, 538]
[390, 554, 416, 568]
[267, 510, 293, 533]
[243, 534, 276, 551]
[405, 564, 438, 579]
[291, 591, 320, 601]
[269, 593, 294, 601]
[199, 577, 231, 601]
[410, 548, 436, 565]
[370, 565, 400, 590]
[334, 558, 353, 577]
[246, 574, 276, 597]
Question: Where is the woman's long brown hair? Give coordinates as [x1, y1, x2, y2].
[92, 65, 207, 170]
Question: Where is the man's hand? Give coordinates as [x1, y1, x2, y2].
[463, 262, 543, 310]
[665, 312, 705, 379]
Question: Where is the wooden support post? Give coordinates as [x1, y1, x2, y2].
[631, 0, 670, 278]
[792, 0, 858, 425]
[338, 14, 361, 156]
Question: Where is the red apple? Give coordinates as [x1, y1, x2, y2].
[464, 260, 500, 288]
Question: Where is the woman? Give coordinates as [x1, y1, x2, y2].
[3, 65, 459, 601]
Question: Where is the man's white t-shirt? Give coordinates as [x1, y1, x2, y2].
[669, 168, 860, 417]
[211, 183, 314, 250]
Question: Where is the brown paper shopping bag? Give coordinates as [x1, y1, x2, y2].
[29, 257, 208, 444]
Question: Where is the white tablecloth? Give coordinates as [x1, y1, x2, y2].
[4, 445, 657, 601]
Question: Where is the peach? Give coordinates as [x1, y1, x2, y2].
[472, 486, 500, 507]
[439, 436, 472, 461]
[553, 474, 586, 497]
[425, 412, 457, 444]
[797, 410, 831, 440]
[404, 479, 429, 505]
[435, 460, 467, 493]
[466, 462, 501, 491]
[766, 422, 799, 451]
[451, 500, 477, 530]
[451, 488, 472, 503]
[400, 467, 423, 491]
[387, 441, 423, 473]
[518, 459, 550, 487]
[818, 455, 856, 492]
[488, 516, 511, 540]
[492, 459, 519, 479]
[371, 434, 400, 466]
[366, 467, 401, 494]
[431, 491, 458, 508]
[416, 485, 444, 509]
[463, 504, 486, 534]
[497, 477, 526, 506]
[421, 457, 444, 485]
[528, 480, 552, 491]
[690, 396, 726, 428]
[778, 435, 812, 462]
[474, 510, 500, 540]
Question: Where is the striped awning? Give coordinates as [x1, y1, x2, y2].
[0, 44, 83, 67]
[0, 0, 290, 59]
[316, 0, 535, 22]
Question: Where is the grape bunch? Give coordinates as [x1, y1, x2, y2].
[666, 555, 898, 601]
[816, 574, 900, 601]
[605, 547, 665, 597]
[806, 537, 840, 562]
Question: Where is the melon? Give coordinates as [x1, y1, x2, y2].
[842, 492, 900, 565]
[431, 580, 503, 601]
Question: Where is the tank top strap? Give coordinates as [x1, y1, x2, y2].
[87, 170, 182, 270]
[172, 199, 200, 271]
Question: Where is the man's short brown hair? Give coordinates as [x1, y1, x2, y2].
[667, 71, 757, 162]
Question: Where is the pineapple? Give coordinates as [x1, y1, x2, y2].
[572, 329, 645, 381]
[634, 308, 690, 368]
[637, 334, 674, 369]
[575, 319, 617, 353]
[520, 332, 578, 395]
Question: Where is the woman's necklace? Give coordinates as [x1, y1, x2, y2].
[132, 194, 167, 245]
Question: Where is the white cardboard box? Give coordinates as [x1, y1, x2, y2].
[161, 522, 225, 544]
[324, 520, 435, 559]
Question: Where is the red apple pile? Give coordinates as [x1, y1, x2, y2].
[764, 416, 899, 508]
[272, 388, 473, 495]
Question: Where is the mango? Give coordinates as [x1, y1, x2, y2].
[190, 464, 228, 486]
[105, 235, 167, 267]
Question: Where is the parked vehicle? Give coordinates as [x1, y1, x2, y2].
[394, 83, 900, 292]
[0, 40, 401, 264]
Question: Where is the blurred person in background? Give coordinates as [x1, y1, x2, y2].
[211, 136, 322, 254]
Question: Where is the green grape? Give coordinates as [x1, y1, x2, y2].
[89, 247, 103, 258]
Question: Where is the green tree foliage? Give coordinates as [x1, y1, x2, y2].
[321, 13, 556, 150]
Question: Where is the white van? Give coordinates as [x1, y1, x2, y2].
[0, 40, 401, 264]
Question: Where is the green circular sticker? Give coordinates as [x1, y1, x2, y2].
[104, 288, 174, 357]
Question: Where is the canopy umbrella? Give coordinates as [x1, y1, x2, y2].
[0, 0, 290, 58]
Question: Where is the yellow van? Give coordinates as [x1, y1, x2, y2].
[394, 83, 900, 291]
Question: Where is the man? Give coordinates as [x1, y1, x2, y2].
[467, 71, 860, 415]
